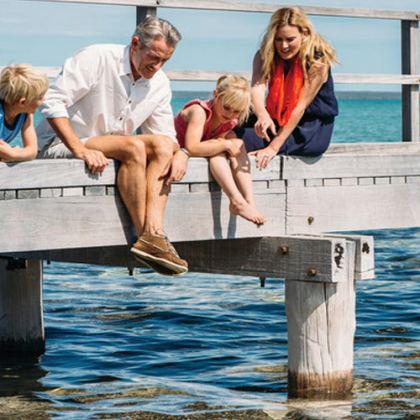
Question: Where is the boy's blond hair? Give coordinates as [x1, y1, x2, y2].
[0, 64, 49, 105]
[215, 74, 251, 124]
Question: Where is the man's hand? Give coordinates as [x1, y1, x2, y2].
[74, 146, 109, 174]
[160, 149, 189, 186]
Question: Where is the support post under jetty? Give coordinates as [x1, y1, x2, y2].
[0, 258, 44, 355]
[3, 234, 374, 398]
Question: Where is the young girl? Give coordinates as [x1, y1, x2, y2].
[174, 75, 266, 226]
[239, 6, 339, 169]
[0, 64, 48, 162]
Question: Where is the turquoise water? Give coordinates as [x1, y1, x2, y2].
[1, 96, 419, 419]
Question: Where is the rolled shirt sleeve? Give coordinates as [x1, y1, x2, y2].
[140, 85, 178, 144]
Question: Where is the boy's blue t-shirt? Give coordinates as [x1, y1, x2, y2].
[0, 101, 27, 143]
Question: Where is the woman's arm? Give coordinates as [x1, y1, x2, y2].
[0, 114, 37, 162]
[251, 62, 329, 169]
[183, 105, 238, 157]
[251, 52, 277, 141]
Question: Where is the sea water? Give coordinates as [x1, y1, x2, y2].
[0, 95, 418, 419]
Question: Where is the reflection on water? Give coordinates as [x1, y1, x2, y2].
[0, 228, 418, 418]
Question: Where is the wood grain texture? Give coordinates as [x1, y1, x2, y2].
[401, 20, 420, 142]
[286, 184, 420, 234]
[0, 157, 279, 190]
[0, 189, 285, 252]
[285, 241, 356, 397]
[0, 259, 44, 354]
[282, 150, 420, 180]
[24, 0, 420, 20]
[9, 235, 351, 283]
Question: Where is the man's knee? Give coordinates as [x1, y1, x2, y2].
[147, 135, 174, 160]
[124, 136, 147, 164]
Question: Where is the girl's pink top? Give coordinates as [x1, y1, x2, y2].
[174, 99, 238, 147]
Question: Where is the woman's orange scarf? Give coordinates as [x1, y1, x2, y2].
[265, 56, 304, 127]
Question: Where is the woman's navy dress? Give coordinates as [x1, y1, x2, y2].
[238, 70, 339, 157]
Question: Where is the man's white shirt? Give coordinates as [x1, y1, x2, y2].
[37, 44, 177, 150]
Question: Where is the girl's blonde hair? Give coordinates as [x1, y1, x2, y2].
[0, 64, 49, 105]
[259, 6, 337, 80]
[214, 74, 251, 124]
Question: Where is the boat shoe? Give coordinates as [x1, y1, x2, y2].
[130, 233, 188, 276]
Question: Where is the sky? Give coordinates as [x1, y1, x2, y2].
[1, 0, 420, 91]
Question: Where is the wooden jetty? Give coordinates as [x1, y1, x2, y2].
[1, 0, 420, 399]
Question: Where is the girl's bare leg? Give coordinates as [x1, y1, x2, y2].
[209, 153, 266, 225]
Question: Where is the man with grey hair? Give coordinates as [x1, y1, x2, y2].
[36, 16, 189, 275]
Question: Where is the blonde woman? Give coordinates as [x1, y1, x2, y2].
[238, 7, 339, 168]
[174, 75, 266, 225]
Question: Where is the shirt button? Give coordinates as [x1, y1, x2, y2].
[119, 117, 123, 121]
[128, 100, 132, 104]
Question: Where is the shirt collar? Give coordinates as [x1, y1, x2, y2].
[120, 45, 132, 77]
[120, 45, 150, 86]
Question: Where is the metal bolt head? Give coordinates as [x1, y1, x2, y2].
[279, 245, 289, 255]
[307, 268, 317, 277]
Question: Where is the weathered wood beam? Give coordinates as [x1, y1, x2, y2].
[0, 187, 285, 253]
[286, 240, 356, 398]
[5, 234, 373, 283]
[6, 66, 419, 85]
[401, 20, 420, 142]
[286, 183, 420, 234]
[136, 4, 156, 24]
[282, 148, 420, 180]
[29, 0, 420, 20]
[0, 259, 44, 355]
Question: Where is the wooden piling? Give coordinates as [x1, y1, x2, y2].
[285, 241, 356, 398]
[0, 259, 44, 355]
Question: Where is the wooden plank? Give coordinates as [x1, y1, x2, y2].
[0, 259, 44, 355]
[285, 240, 356, 398]
[0, 160, 117, 189]
[3, 66, 419, 85]
[4, 235, 351, 283]
[282, 152, 420, 180]
[286, 184, 420, 234]
[136, 5, 156, 24]
[29, 0, 420, 20]
[324, 234, 374, 280]
[0, 157, 279, 190]
[327, 142, 420, 154]
[0, 189, 285, 252]
[402, 20, 420, 142]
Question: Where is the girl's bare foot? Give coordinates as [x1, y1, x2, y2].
[229, 200, 267, 225]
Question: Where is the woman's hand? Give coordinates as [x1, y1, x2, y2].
[249, 145, 277, 170]
[254, 113, 277, 141]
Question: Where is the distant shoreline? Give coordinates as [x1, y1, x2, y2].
[173, 91, 402, 100]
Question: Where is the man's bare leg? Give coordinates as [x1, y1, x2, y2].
[85, 135, 148, 234]
[139, 135, 176, 235]
[85, 134, 187, 275]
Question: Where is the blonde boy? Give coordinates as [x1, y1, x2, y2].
[0, 64, 48, 162]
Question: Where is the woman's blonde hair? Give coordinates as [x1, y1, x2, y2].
[259, 6, 337, 79]
[0, 64, 48, 105]
[214, 74, 251, 124]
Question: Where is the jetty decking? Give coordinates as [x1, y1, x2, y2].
[1, 0, 420, 399]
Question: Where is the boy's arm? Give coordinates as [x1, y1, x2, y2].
[0, 114, 37, 162]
